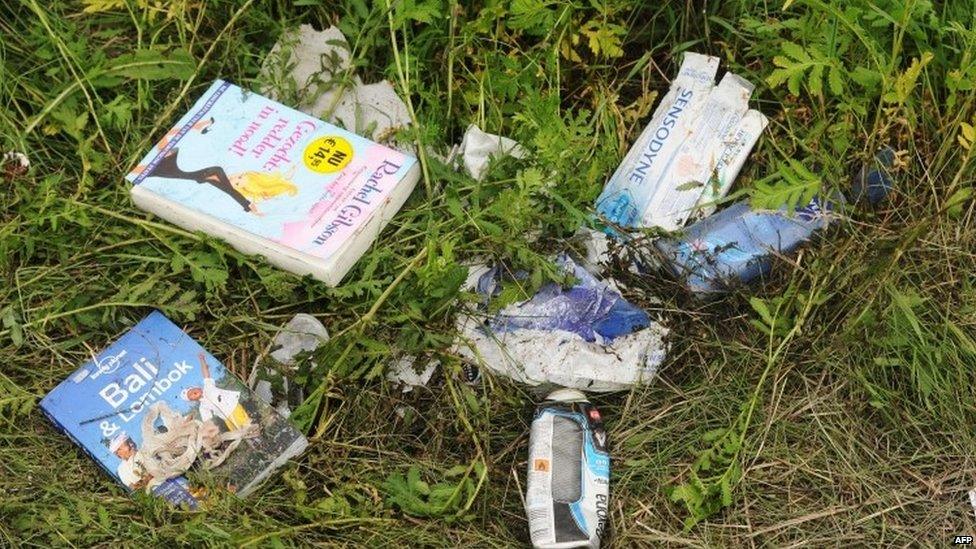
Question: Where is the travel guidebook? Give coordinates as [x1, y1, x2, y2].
[40, 311, 308, 507]
[127, 80, 420, 286]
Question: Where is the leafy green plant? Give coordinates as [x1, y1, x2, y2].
[863, 288, 976, 407]
[668, 419, 744, 530]
[381, 462, 486, 522]
[767, 41, 851, 98]
[671, 278, 828, 528]
[0, 372, 35, 423]
[749, 158, 822, 212]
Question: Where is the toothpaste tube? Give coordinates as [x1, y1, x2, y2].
[691, 109, 768, 219]
[640, 73, 756, 230]
[595, 52, 719, 230]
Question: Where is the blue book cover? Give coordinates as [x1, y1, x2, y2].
[40, 311, 308, 506]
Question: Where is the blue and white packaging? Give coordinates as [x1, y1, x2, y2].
[454, 255, 668, 392]
[595, 52, 719, 230]
[693, 109, 768, 218]
[526, 389, 609, 549]
[653, 196, 843, 295]
[644, 74, 763, 229]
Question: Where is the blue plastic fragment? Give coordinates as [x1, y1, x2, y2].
[474, 254, 651, 343]
[852, 145, 896, 206]
[653, 195, 839, 295]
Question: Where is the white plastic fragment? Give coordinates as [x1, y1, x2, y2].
[248, 314, 330, 418]
[386, 356, 438, 393]
[2, 151, 30, 171]
[574, 227, 612, 276]
[261, 25, 352, 95]
[571, 227, 648, 278]
[456, 324, 668, 392]
[458, 124, 527, 181]
[259, 25, 411, 146]
[269, 314, 330, 363]
[332, 80, 412, 142]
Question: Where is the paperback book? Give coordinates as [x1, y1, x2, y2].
[40, 311, 308, 507]
[127, 80, 420, 286]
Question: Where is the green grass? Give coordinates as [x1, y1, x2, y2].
[2, 0, 976, 546]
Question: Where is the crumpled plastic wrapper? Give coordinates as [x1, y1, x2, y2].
[454, 255, 668, 392]
[387, 356, 438, 393]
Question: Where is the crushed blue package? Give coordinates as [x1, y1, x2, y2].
[852, 146, 896, 206]
[454, 254, 668, 392]
[653, 146, 897, 296]
[653, 195, 842, 295]
[473, 257, 651, 343]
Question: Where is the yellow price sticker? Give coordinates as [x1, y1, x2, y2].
[303, 136, 353, 174]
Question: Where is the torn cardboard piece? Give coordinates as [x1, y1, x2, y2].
[454, 255, 668, 392]
[259, 24, 411, 147]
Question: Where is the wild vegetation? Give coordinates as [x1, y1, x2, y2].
[2, 0, 975, 545]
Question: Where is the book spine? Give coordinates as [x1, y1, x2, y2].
[130, 186, 340, 286]
[39, 402, 130, 493]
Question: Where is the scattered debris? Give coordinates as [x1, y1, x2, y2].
[378, 124, 530, 390]
[248, 314, 330, 418]
[454, 254, 668, 392]
[387, 356, 438, 393]
[576, 227, 612, 275]
[570, 226, 647, 279]
[457, 124, 527, 181]
[260, 24, 411, 148]
[2, 151, 30, 179]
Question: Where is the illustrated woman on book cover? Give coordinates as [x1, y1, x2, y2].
[130, 118, 299, 216]
[181, 352, 253, 431]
